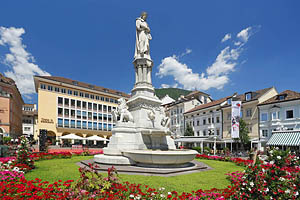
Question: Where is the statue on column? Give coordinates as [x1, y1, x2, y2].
[134, 11, 152, 60]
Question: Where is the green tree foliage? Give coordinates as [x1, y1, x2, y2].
[234, 119, 250, 150]
[184, 123, 194, 136]
[155, 88, 191, 100]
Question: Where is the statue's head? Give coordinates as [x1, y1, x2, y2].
[140, 11, 148, 20]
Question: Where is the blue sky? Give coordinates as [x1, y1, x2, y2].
[0, 1, 299, 103]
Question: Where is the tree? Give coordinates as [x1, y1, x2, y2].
[184, 123, 194, 136]
[234, 119, 250, 151]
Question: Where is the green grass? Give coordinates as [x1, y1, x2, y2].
[25, 157, 244, 193]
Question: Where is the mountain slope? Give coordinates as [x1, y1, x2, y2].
[154, 88, 192, 100]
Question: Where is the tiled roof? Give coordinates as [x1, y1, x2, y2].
[35, 76, 130, 98]
[185, 96, 230, 114]
[259, 90, 300, 105]
[234, 87, 273, 102]
[185, 90, 210, 99]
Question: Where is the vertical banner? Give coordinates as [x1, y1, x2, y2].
[231, 101, 241, 138]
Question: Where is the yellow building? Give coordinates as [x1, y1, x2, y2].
[33, 76, 130, 145]
[222, 87, 278, 149]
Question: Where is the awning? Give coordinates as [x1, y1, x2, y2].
[175, 137, 207, 143]
[267, 131, 300, 146]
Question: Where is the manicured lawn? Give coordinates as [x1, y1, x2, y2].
[25, 156, 244, 193]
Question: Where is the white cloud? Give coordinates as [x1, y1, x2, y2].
[179, 48, 192, 57]
[157, 26, 259, 91]
[161, 83, 178, 88]
[0, 27, 50, 99]
[221, 33, 231, 43]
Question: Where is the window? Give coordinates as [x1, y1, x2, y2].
[245, 93, 252, 101]
[77, 100, 81, 108]
[24, 127, 31, 131]
[105, 97, 109, 102]
[98, 113, 102, 120]
[61, 88, 66, 93]
[79, 92, 84, 97]
[64, 109, 69, 116]
[82, 102, 87, 109]
[71, 120, 75, 128]
[100, 97, 104, 101]
[71, 110, 75, 117]
[90, 95, 94, 99]
[71, 99, 75, 107]
[240, 110, 243, 118]
[108, 106, 111, 112]
[108, 124, 112, 131]
[68, 90, 72, 95]
[85, 93, 90, 98]
[216, 129, 220, 135]
[93, 122, 97, 130]
[103, 123, 107, 130]
[88, 112, 92, 119]
[77, 110, 81, 118]
[203, 130, 206, 136]
[93, 103, 97, 110]
[47, 85, 53, 91]
[88, 102, 92, 110]
[208, 118, 211, 124]
[216, 116, 220, 123]
[212, 117, 214, 123]
[262, 130, 268, 137]
[279, 95, 285, 100]
[203, 119, 206, 125]
[58, 108, 63, 115]
[82, 121, 87, 129]
[76, 120, 81, 128]
[55, 87, 60, 92]
[58, 97, 63, 105]
[64, 98, 69, 106]
[227, 98, 232, 105]
[246, 109, 252, 117]
[197, 120, 200, 126]
[96, 96, 99, 100]
[261, 113, 268, 121]
[98, 123, 102, 130]
[103, 114, 107, 121]
[82, 111, 87, 119]
[41, 84, 46, 89]
[98, 104, 102, 111]
[272, 111, 280, 120]
[64, 119, 69, 127]
[286, 110, 294, 119]
[74, 91, 78, 96]
[197, 131, 200, 136]
[93, 113, 97, 120]
[103, 105, 107, 112]
[88, 122, 92, 129]
[58, 118, 63, 127]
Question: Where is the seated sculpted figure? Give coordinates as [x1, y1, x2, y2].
[112, 98, 134, 123]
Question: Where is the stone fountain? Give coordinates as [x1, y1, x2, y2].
[94, 12, 197, 167]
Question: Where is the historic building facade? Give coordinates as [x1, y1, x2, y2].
[258, 90, 300, 149]
[22, 104, 38, 139]
[166, 91, 212, 137]
[34, 76, 130, 145]
[222, 87, 278, 149]
[0, 73, 24, 138]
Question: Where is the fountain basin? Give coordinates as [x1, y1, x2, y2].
[123, 149, 198, 167]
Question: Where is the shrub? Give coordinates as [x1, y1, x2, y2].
[192, 147, 202, 153]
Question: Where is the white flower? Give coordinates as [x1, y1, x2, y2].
[129, 194, 134, 198]
[160, 194, 165, 198]
[168, 192, 171, 195]
[295, 191, 299, 196]
[277, 156, 281, 159]
[269, 150, 273, 154]
[265, 188, 269, 192]
[270, 161, 274, 165]
[250, 182, 254, 187]
[279, 177, 285, 181]
[285, 189, 290, 194]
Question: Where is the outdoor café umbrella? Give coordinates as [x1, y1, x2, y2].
[85, 135, 108, 141]
[60, 134, 85, 140]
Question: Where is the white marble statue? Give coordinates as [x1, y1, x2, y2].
[112, 98, 134, 123]
[134, 11, 152, 60]
[160, 107, 170, 128]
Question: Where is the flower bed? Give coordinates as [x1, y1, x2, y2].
[1, 139, 299, 199]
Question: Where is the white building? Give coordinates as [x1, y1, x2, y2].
[167, 91, 211, 137]
[22, 104, 38, 139]
[181, 96, 231, 149]
[258, 90, 300, 150]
